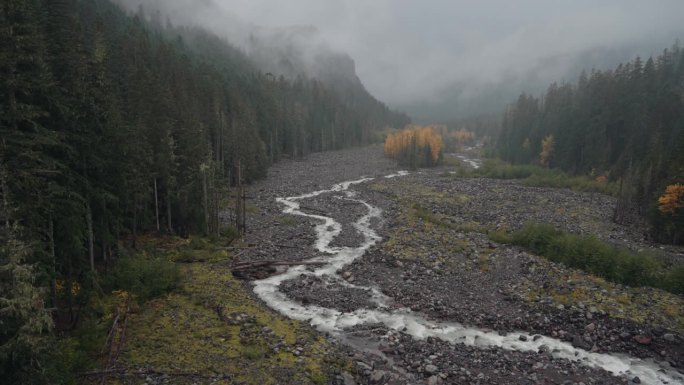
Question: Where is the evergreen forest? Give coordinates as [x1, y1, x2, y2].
[496, 45, 684, 243]
[0, 0, 408, 381]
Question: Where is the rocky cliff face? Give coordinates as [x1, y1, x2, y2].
[246, 25, 364, 90]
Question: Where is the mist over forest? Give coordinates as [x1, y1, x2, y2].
[115, 0, 684, 122]
[2, 1, 684, 384]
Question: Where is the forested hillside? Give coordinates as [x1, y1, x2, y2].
[0, 0, 407, 379]
[496, 44, 684, 243]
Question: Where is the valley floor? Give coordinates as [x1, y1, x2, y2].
[111, 146, 683, 385]
[240, 146, 683, 385]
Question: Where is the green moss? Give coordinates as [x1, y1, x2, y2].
[277, 216, 298, 226]
[245, 204, 261, 214]
[112, 237, 350, 385]
[519, 268, 684, 333]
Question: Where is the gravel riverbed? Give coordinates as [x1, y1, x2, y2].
[238, 146, 684, 385]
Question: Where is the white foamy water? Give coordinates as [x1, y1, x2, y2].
[252, 173, 683, 385]
[385, 170, 409, 178]
[457, 155, 482, 169]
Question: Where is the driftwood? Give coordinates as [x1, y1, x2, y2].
[82, 368, 232, 380]
[99, 299, 130, 385]
[231, 259, 324, 280]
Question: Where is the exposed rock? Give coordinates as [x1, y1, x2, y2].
[424, 364, 438, 374]
[370, 370, 386, 384]
[633, 335, 652, 345]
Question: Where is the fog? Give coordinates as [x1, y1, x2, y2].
[117, 0, 684, 121]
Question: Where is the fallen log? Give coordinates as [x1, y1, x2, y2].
[232, 260, 323, 269]
[230, 259, 325, 280]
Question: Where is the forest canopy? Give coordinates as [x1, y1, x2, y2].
[495, 43, 684, 243]
[0, 0, 408, 381]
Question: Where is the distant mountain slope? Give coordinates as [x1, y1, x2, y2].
[113, 0, 407, 130]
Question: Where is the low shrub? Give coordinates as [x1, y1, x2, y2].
[105, 255, 179, 302]
[492, 222, 682, 294]
[464, 160, 617, 195]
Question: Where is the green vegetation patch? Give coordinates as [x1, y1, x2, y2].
[521, 268, 684, 333]
[276, 215, 298, 226]
[450, 160, 617, 195]
[116, 239, 350, 385]
[490, 222, 684, 294]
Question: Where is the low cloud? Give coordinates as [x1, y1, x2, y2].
[116, 0, 684, 119]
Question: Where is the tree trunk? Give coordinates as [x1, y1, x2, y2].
[166, 185, 173, 234]
[49, 218, 58, 311]
[87, 202, 95, 273]
[235, 161, 243, 235]
[154, 177, 160, 232]
[203, 167, 209, 236]
[132, 195, 138, 249]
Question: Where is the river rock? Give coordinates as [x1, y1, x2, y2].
[425, 364, 438, 374]
[633, 335, 652, 345]
[571, 335, 591, 350]
[370, 370, 386, 384]
[340, 372, 357, 385]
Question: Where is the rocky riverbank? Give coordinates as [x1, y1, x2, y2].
[238, 146, 684, 385]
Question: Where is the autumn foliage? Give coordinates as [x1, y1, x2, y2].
[658, 184, 684, 215]
[384, 125, 443, 168]
[539, 134, 555, 167]
[449, 128, 475, 149]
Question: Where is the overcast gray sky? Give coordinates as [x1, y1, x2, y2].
[203, 1, 683, 104]
[121, 0, 684, 117]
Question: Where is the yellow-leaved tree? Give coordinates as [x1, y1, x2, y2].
[658, 184, 684, 215]
[540, 134, 555, 167]
[449, 128, 475, 150]
[384, 125, 443, 168]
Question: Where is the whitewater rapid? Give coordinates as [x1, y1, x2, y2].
[252, 172, 683, 385]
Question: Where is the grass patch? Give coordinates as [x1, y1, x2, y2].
[477, 253, 490, 272]
[522, 173, 617, 195]
[243, 345, 267, 360]
[113, 236, 350, 385]
[277, 215, 298, 226]
[410, 203, 463, 230]
[491, 222, 683, 294]
[245, 204, 261, 214]
[174, 236, 229, 263]
[409, 204, 485, 235]
[454, 159, 617, 195]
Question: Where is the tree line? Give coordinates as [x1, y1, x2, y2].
[496, 42, 684, 243]
[0, 0, 408, 380]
